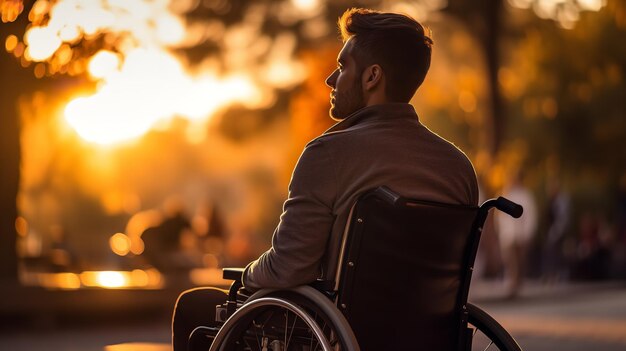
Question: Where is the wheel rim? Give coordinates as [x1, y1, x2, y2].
[209, 297, 335, 351]
[467, 303, 522, 351]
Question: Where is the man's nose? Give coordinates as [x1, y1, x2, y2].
[325, 70, 338, 88]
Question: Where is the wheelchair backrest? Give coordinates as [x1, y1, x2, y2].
[335, 187, 479, 350]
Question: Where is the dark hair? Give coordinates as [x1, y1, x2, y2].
[338, 8, 433, 102]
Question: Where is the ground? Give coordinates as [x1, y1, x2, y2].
[1, 280, 625, 351]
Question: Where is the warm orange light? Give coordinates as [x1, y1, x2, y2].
[30, 0, 50, 20]
[64, 50, 265, 145]
[15, 216, 28, 237]
[39, 272, 81, 290]
[1, 0, 24, 23]
[58, 24, 81, 42]
[488, 164, 507, 191]
[508, 0, 606, 28]
[88, 50, 120, 79]
[110, 233, 131, 256]
[95, 271, 127, 288]
[5, 34, 18, 52]
[458, 90, 477, 113]
[129, 236, 145, 255]
[189, 268, 228, 286]
[202, 253, 219, 268]
[144, 268, 163, 288]
[101, 192, 122, 215]
[130, 269, 149, 287]
[541, 98, 558, 119]
[33, 63, 46, 78]
[24, 26, 61, 61]
[192, 215, 209, 236]
[79, 270, 162, 289]
[17, 0, 308, 146]
[126, 210, 162, 237]
[291, 0, 322, 12]
[154, 13, 186, 45]
[499, 67, 525, 99]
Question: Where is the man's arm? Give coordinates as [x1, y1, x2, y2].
[243, 139, 337, 289]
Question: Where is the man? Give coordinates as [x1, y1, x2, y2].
[172, 8, 478, 350]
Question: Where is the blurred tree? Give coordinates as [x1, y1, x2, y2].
[0, 0, 105, 281]
[445, 0, 505, 157]
[505, 2, 626, 205]
[0, 0, 30, 283]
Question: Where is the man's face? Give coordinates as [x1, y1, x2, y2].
[325, 39, 366, 120]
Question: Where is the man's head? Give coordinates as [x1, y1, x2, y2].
[326, 8, 434, 120]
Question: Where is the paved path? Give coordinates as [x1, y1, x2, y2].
[470, 280, 626, 350]
[1, 280, 625, 350]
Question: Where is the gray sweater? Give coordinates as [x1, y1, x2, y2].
[243, 103, 479, 289]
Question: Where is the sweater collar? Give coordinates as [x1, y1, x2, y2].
[324, 103, 419, 134]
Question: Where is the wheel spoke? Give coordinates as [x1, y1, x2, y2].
[253, 319, 262, 350]
[285, 309, 298, 350]
[309, 312, 315, 350]
[482, 340, 494, 351]
[284, 310, 288, 348]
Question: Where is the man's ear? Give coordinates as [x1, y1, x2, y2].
[362, 64, 383, 91]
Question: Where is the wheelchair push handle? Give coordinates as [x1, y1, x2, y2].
[372, 186, 403, 206]
[495, 197, 523, 218]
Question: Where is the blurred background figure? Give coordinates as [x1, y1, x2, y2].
[495, 172, 537, 298]
[572, 212, 612, 280]
[140, 197, 228, 273]
[541, 177, 571, 284]
[141, 205, 192, 275]
[614, 173, 626, 278]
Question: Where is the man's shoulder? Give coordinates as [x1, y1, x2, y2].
[303, 126, 357, 149]
[419, 125, 472, 159]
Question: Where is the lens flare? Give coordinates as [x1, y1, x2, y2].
[65, 48, 265, 145]
[17, 0, 310, 145]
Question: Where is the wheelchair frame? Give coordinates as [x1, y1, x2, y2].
[200, 187, 524, 351]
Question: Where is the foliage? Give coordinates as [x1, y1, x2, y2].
[503, 5, 625, 202]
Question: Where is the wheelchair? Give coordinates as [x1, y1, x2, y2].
[190, 186, 524, 351]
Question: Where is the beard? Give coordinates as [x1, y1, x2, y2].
[329, 78, 365, 121]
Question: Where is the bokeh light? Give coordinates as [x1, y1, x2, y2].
[109, 233, 131, 256]
[94, 271, 127, 288]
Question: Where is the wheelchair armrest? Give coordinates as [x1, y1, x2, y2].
[223, 267, 245, 282]
[222, 268, 245, 318]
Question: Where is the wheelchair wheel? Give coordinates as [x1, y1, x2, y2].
[209, 291, 355, 351]
[468, 303, 522, 351]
